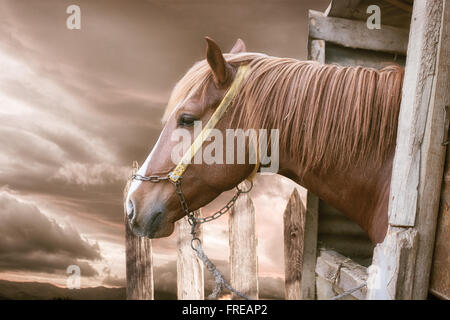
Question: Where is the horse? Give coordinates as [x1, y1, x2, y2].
[125, 37, 404, 244]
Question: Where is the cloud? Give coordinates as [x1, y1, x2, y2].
[0, 191, 101, 277]
[53, 162, 130, 186]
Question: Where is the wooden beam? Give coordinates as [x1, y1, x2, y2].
[124, 161, 154, 300]
[308, 9, 409, 55]
[303, 37, 323, 300]
[430, 148, 450, 299]
[176, 210, 204, 300]
[370, 0, 448, 300]
[283, 189, 306, 300]
[229, 180, 258, 299]
[388, 0, 445, 227]
[315, 249, 368, 300]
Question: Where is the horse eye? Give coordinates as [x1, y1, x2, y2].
[177, 113, 197, 127]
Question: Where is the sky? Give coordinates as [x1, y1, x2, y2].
[0, 0, 329, 298]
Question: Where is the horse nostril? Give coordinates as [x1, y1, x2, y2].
[127, 199, 135, 222]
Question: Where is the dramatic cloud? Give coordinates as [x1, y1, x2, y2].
[0, 191, 101, 277]
[0, 0, 330, 294]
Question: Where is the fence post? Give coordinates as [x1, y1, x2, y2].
[176, 210, 204, 300]
[368, 0, 448, 299]
[229, 180, 259, 299]
[283, 188, 307, 299]
[124, 161, 154, 300]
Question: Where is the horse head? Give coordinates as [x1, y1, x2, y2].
[125, 38, 258, 238]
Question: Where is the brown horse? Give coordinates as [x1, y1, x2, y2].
[125, 37, 404, 244]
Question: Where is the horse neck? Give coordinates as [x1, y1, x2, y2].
[277, 149, 393, 243]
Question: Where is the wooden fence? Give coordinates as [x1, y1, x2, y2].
[124, 164, 319, 300]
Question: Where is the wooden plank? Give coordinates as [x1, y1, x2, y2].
[303, 36, 322, 300]
[412, 0, 450, 299]
[124, 161, 154, 300]
[388, 0, 445, 227]
[370, 0, 448, 300]
[229, 180, 258, 299]
[283, 189, 306, 300]
[300, 191, 319, 299]
[366, 227, 418, 299]
[176, 210, 204, 300]
[430, 147, 450, 300]
[308, 9, 409, 55]
[385, 0, 413, 13]
[308, 40, 326, 64]
[315, 249, 368, 300]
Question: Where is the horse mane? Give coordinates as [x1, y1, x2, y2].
[164, 53, 404, 173]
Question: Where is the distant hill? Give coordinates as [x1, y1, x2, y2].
[0, 280, 177, 300]
[0, 280, 125, 300]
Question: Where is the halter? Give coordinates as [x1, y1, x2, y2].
[131, 64, 257, 299]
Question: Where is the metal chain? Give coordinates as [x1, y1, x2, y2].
[131, 172, 254, 300]
[173, 179, 253, 225]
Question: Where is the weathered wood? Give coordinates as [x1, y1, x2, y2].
[176, 210, 204, 300]
[308, 40, 325, 64]
[229, 180, 258, 299]
[370, 1, 447, 299]
[315, 249, 368, 300]
[388, 0, 445, 227]
[309, 9, 409, 55]
[366, 227, 418, 299]
[412, 0, 450, 299]
[384, 0, 413, 13]
[301, 191, 319, 300]
[325, 43, 406, 70]
[124, 161, 154, 300]
[430, 147, 450, 300]
[303, 36, 323, 300]
[283, 189, 306, 300]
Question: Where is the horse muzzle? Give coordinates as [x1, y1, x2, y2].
[126, 196, 173, 238]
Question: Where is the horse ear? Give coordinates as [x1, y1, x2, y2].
[230, 38, 246, 54]
[205, 37, 230, 87]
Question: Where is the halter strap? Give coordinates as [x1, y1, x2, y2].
[169, 65, 249, 183]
